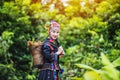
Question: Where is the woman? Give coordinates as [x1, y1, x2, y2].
[38, 21, 65, 80]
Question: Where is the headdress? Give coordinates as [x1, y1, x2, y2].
[45, 21, 60, 34]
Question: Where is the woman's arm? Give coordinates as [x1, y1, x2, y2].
[42, 44, 57, 62]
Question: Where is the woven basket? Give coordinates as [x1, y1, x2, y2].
[27, 41, 44, 68]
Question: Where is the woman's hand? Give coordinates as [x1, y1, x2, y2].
[56, 46, 65, 58]
[61, 50, 65, 55]
[56, 46, 64, 55]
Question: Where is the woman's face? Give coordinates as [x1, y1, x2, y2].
[50, 27, 60, 40]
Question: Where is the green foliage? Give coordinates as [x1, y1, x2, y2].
[75, 53, 120, 80]
[0, 0, 120, 80]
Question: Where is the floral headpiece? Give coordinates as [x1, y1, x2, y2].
[45, 21, 60, 34]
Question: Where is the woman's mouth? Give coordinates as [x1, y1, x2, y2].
[52, 36, 57, 39]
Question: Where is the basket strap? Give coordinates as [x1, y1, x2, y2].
[47, 44, 54, 51]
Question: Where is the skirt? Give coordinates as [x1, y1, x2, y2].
[38, 69, 59, 80]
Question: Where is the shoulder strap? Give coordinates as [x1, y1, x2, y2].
[45, 42, 54, 51]
[48, 44, 54, 51]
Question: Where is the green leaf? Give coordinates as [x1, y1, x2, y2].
[101, 65, 120, 80]
[101, 53, 112, 66]
[71, 77, 84, 80]
[75, 64, 99, 73]
[112, 57, 120, 67]
[84, 71, 102, 80]
[2, 31, 14, 40]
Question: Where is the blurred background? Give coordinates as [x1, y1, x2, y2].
[0, 0, 120, 80]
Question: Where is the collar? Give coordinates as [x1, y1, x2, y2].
[49, 37, 55, 43]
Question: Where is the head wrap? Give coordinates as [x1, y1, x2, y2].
[45, 21, 60, 34]
[50, 21, 60, 28]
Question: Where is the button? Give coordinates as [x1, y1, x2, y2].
[48, 76, 50, 78]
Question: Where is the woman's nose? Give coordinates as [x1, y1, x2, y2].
[54, 33, 58, 36]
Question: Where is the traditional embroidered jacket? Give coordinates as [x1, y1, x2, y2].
[38, 37, 60, 80]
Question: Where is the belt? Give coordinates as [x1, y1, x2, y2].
[41, 63, 52, 70]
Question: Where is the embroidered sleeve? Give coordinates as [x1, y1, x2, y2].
[42, 44, 56, 61]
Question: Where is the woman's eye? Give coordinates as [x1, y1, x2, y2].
[52, 31, 55, 33]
